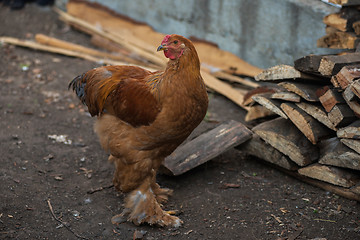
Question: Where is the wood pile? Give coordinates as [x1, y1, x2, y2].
[318, 0, 360, 49]
[239, 51, 360, 201]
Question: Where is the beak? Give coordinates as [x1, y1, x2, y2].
[157, 44, 166, 51]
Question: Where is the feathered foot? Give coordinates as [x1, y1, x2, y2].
[151, 182, 173, 204]
[112, 181, 182, 227]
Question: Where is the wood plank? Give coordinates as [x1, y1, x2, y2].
[163, 120, 252, 176]
[252, 94, 288, 119]
[270, 92, 301, 102]
[280, 102, 333, 144]
[296, 102, 337, 131]
[341, 138, 360, 154]
[238, 134, 298, 171]
[294, 54, 324, 76]
[319, 137, 360, 170]
[254, 64, 318, 82]
[298, 163, 360, 188]
[337, 120, 360, 139]
[318, 52, 360, 77]
[334, 65, 360, 89]
[328, 104, 357, 127]
[318, 87, 345, 112]
[278, 82, 320, 102]
[252, 117, 318, 166]
[244, 105, 275, 122]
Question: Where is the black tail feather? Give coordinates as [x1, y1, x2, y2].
[68, 73, 87, 104]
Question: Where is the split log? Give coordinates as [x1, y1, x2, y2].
[322, 8, 360, 32]
[278, 82, 320, 102]
[319, 137, 360, 170]
[280, 102, 333, 144]
[298, 163, 359, 188]
[252, 94, 288, 119]
[317, 32, 360, 49]
[254, 65, 317, 82]
[270, 92, 301, 102]
[351, 79, 360, 98]
[337, 120, 360, 139]
[328, 104, 357, 127]
[318, 87, 345, 112]
[342, 85, 360, 116]
[341, 138, 360, 154]
[244, 105, 275, 122]
[296, 102, 337, 131]
[242, 85, 281, 106]
[328, 0, 360, 6]
[163, 120, 252, 175]
[318, 52, 360, 77]
[334, 65, 360, 89]
[238, 134, 298, 171]
[252, 117, 318, 166]
[354, 20, 360, 35]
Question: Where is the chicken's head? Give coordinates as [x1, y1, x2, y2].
[157, 34, 186, 60]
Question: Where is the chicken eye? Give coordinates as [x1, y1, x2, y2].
[174, 40, 178, 44]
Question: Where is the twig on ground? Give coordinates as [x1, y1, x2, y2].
[47, 199, 88, 239]
[87, 184, 114, 194]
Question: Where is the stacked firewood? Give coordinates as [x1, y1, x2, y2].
[318, 0, 360, 49]
[240, 51, 360, 201]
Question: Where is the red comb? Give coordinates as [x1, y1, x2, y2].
[161, 35, 171, 44]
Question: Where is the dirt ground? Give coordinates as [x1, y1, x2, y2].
[1, 3, 360, 240]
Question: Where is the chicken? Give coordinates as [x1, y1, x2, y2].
[69, 34, 208, 227]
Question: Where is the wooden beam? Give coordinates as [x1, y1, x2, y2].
[318, 87, 345, 112]
[281, 102, 333, 144]
[252, 117, 318, 166]
[298, 163, 360, 188]
[163, 120, 252, 175]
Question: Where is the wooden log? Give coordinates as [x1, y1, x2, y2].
[280, 102, 333, 144]
[328, 104, 357, 127]
[341, 138, 360, 154]
[238, 134, 298, 171]
[254, 65, 317, 82]
[334, 65, 360, 89]
[328, 0, 360, 6]
[319, 137, 360, 170]
[296, 102, 337, 131]
[244, 105, 275, 122]
[252, 94, 288, 119]
[354, 20, 360, 35]
[337, 120, 360, 139]
[278, 82, 320, 102]
[317, 32, 360, 49]
[270, 92, 301, 102]
[252, 117, 318, 166]
[298, 163, 360, 188]
[351, 79, 360, 98]
[163, 120, 252, 175]
[322, 8, 360, 32]
[318, 52, 360, 77]
[318, 87, 345, 112]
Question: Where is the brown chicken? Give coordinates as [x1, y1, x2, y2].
[69, 34, 208, 227]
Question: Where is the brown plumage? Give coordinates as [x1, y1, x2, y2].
[69, 34, 208, 227]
